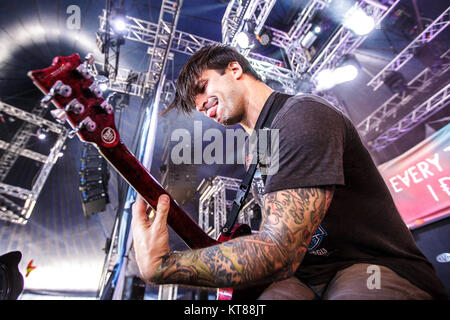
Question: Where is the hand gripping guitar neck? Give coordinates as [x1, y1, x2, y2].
[28, 53, 253, 298]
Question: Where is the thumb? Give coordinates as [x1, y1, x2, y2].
[154, 194, 170, 226]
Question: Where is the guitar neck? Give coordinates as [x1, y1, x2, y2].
[98, 141, 218, 249]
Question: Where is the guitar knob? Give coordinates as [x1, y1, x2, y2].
[50, 109, 67, 124]
[66, 98, 85, 114]
[89, 84, 103, 98]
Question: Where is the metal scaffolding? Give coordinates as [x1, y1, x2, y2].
[367, 5, 450, 91]
[198, 176, 257, 240]
[0, 101, 68, 225]
[368, 82, 450, 151]
[358, 50, 450, 139]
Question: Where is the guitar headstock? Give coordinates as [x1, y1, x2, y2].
[28, 53, 119, 148]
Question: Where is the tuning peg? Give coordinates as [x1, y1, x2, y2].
[84, 53, 95, 65]
[66, 99, 85, 114]
[89, 84, 103, 98]
[67, 116, 97, 139]
[40, 80, 72, 107]
[100, 101, 114, 115]
[50, 109, 67, 124]
[80, 116, 97, 132]
[53, 80, 72, 97]
[76, 64, 92, 79]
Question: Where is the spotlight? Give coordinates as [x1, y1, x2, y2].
[301, 30, 318, 49]
[315, 69, 336, 91]
[36, 127, 48, 140]
[236, 31, 251, 49]
[315, 54, 360, 91]
[256, 28, 272, 46]
[99, 82, 108, 91]
[95, 74, 109, 92]
[343, 7, 375, 36]
[111, 8, 127, 35]
[313, 25, 322, 34]
[384, 71, 408, 94]
[235, 20, 256, 49]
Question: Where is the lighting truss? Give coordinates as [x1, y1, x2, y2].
[358, 50, 450, 138]
[267, 0, 331, 73]
[222, 0, 277, 50]
[368, 82, 450, 151]
[98, 7, 293, 94]
[0, 101, 68, 225]
[145, 0, 182, 92]
[92, 62, 147, 97]
[367, 5, 450, 91]
[308, 0, 399, 79]
[198, 176, 254, 240]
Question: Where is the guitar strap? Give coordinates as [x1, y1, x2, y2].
[221, 91, 293, 236]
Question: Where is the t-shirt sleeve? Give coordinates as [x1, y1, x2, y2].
[263, 98, 347, 194]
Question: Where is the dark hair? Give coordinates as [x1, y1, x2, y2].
[164, 44, 262, 115]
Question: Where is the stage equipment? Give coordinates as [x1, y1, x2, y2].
[78, 143, 110, 218]
[343, 6, 375, 36]
[367, 6, 450, 91]
[0, 101, 67, 225]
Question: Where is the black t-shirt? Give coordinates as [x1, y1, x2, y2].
[250, 92, 447, 299]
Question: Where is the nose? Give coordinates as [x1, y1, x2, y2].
[195, 95, 207, 112]
[196, 96, 216, 113]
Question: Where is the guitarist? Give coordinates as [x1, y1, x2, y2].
[131, 44, 447, 300]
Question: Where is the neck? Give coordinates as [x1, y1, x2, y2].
[240, 79, 274, 134]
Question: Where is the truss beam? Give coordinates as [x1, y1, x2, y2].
[368, 82, 450, 151]
[367, 6, 450, 91]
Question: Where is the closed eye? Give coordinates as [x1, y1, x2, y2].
[197, 80, 207, 94]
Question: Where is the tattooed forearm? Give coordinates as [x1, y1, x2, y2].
[151, 186, 335, 288]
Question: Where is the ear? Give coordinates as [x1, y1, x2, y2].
[228, 61, 243, 80]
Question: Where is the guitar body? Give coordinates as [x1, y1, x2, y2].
[28, 53, 260, 300]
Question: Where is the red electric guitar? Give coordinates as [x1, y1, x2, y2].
[28, 53, 264, 300]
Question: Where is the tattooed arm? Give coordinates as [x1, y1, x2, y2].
[134, 186, 334, 288]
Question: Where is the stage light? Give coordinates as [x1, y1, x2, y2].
[315, 55, 360, 91]
[256, 28, 272, 46]
[301, 30, 318, 49]
[235, 20, 257, 50]
[95, 74, 109, 92]
[37, 128, 47, 140]
[313, 25, 322, 34]
[315, 69, 336, 91]
[334, 64, 359, 82]
[343, 7, 375, 36]
[99, 82, 108, 91]
[384, 71, 408, 94]
[236, 31, 251, 49]
[112, 18, 126, 32]
[110, 8, 127, 35]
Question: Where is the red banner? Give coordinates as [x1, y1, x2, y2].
[378, 124, 450, 229]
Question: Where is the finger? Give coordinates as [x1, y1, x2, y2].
[131, 196, 150, 226]
[154, 194, 170, 226]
